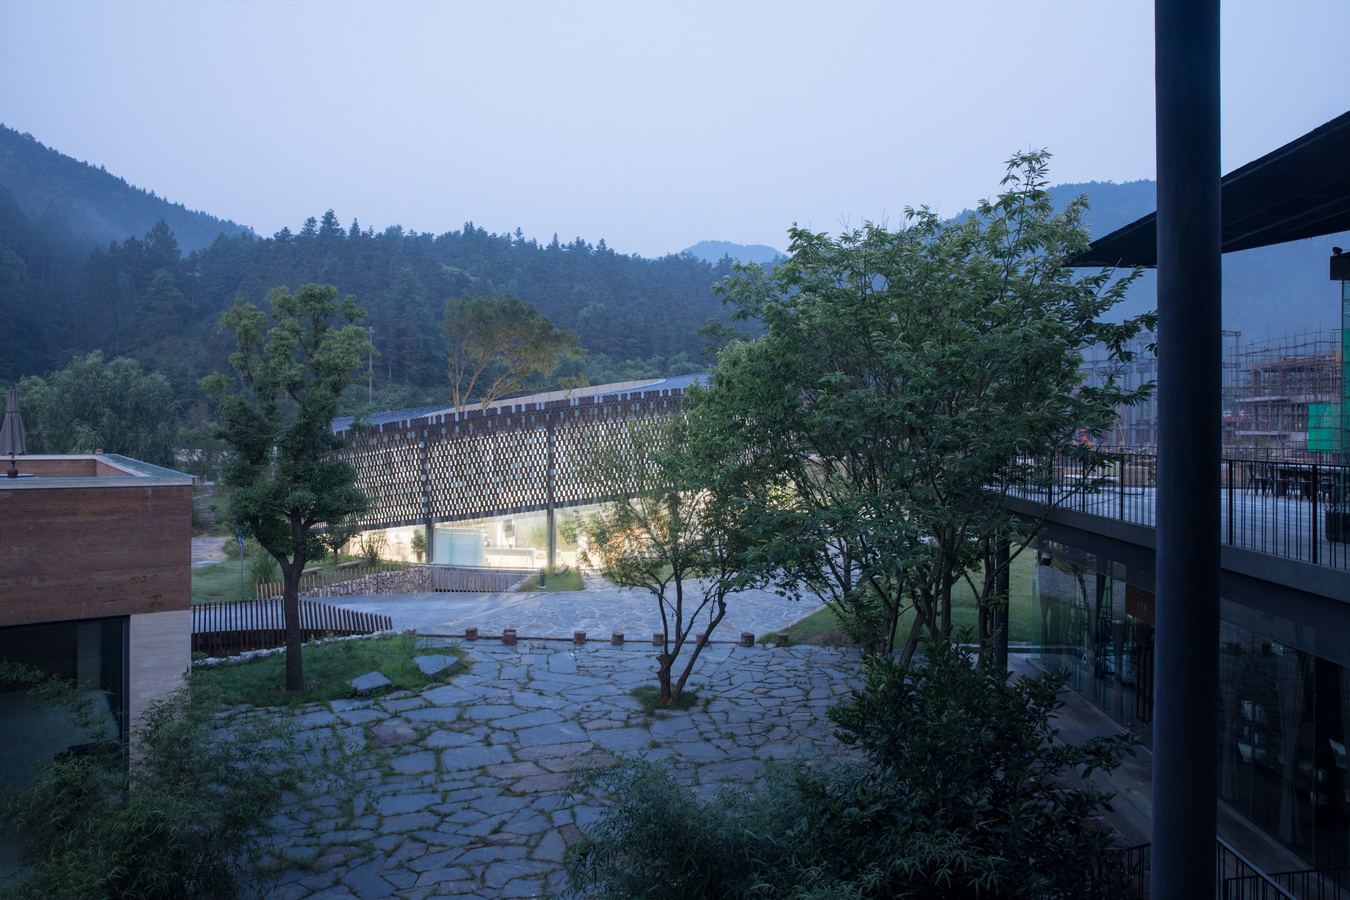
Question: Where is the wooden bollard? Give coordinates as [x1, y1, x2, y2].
[464, 626, 478, 641]
[611, 632, 624, 645]
[503, 628, 517, 646]
[739, 632, 754, 647]
[652, 632, 665, 646]
[775, 632, 790, 647]
[574, 630, 587, 645]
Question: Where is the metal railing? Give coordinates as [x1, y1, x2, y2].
[1218, 837, 1299, 899]
[1009, 452, 1350, 571]
[1266, 866, 1350, 900]
[1107, 838, 1350, 898]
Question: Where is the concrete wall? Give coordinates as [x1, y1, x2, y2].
[127, 609, 191, 729]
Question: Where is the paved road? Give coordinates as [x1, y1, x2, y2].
[254, 638, 865, 899]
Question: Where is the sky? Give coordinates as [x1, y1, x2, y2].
[1, 1, 1346, 260]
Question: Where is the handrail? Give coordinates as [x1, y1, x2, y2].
[1104, 838, 1308, 898]
[1217, 836, 1299, 899]
[1004, 450, 1350, 572]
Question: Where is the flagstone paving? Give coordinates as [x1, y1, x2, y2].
[252, 638, 865, 899]
[324, 581, 823, 647]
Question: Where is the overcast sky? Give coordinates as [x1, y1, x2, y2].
[1, 1, 1346, 259]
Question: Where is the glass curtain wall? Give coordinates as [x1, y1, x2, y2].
[1035, 549, 1155, 738]
[369, 505, 597, 568]
[0, 617, 127, 792]
[1035, 544, 1350, 870]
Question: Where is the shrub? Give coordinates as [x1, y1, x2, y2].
[0, 665, 352, 899]
[566, 644, 1137, 899]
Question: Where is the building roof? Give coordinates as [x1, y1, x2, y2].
[331, 374, 706, 433]
[1071, 110, 1350, 267]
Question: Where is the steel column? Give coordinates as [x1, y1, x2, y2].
[1151, 0, 1222, 896]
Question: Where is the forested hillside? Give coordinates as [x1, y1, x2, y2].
[0, 202, 738, 409]
[3, 127, 1345, 421]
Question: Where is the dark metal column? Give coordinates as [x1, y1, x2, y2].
[1151, 0, 1222, 896]
[546, 419, 557, 579]
[421, 429, 433, 564]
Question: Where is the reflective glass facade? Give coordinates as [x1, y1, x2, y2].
[0, 617, 127, 792]
[1034, 545, 1350, 869]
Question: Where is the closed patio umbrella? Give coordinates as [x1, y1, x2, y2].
[2, 387, 26, 478]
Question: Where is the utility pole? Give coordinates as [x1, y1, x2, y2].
[367, 327, 375, 404]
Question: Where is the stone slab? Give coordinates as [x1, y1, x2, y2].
[349, 671, 393, 693]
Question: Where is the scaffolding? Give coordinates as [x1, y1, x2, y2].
[1229, 330, 1343, 460]
[1080, 330, 1344, 460]
[1081, 331, 1243, 451]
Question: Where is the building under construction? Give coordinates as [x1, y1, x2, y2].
[1229, 330, 1344, 459]
[1082, 329, 1345, 460]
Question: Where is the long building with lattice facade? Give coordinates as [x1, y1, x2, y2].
[333, 375, 699, 569]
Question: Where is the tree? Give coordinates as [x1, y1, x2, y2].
[566, 643, 1138, 899]
[202, 284, 371, 692]
[683, 152, 1152, 659]
[444, 293, 583, 410]
[19, 350, 180, 467]
[580, 419, 759, 705]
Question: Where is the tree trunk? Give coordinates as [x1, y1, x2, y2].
[673, 599, 727, 701]
[656, 652, 673, 703]
[282, 554, 305, 692]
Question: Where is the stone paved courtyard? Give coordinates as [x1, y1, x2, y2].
[254, 637, 866, 899]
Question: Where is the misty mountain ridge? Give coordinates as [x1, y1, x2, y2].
[0, 125, 1343, 394]
[680, 240, 784, 265]
[0, 124, 249, 254]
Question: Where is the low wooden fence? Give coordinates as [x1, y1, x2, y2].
[192, 598, 394, 658]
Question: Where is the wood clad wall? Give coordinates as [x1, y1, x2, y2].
[0, 484, 192, 627]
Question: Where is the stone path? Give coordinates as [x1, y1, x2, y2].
[326, 582, 824, 644]
[253, 638, 864, 899]
[192, 534, 231, 568]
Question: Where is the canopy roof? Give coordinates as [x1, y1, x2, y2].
[1071, 110, 1350, 267]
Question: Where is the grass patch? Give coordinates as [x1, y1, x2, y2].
[769, 551, 1041, 648]
[517, 566, 585, 592]
[190, 634, 465, 708]
[193, 555, 255, 605]
[630, 684, 700, 714]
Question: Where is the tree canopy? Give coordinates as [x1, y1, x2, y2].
[202, 284, 371, 691]
[18, 351, 180, 467]
[444, 293, 583, 410]
[683, 152, 1153, 658]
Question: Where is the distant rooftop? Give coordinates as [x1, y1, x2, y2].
[331, 374, 705, 433]
[0, 454, 194, 487]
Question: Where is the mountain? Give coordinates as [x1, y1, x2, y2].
[0, 124, 249, 254]
[1049, 180, 1347, 341]
[680, 240, 784, 266]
